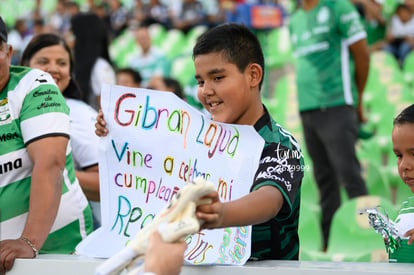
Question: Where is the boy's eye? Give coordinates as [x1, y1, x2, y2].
[214, 76, 223, 81]
[197, 80, 204, 87]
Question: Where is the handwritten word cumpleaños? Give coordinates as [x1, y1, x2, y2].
[114, 173, 180, 204]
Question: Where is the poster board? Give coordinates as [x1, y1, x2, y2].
[76, 84, 264, 265]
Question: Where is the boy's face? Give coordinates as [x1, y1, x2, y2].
[392, 123, 414, 193]
[194, 52, 261, 125]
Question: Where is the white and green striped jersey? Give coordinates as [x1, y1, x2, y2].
[0, 66, 93, 253]
[288, 0, 366, 111]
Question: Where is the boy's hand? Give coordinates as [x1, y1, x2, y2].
[196, 191, 223, 229]
[95, 109, 108, 137]
[405, 228, 414, 245]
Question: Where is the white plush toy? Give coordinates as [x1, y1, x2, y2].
[95, 177, 216, 275]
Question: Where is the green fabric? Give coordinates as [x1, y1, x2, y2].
[288, 0, 366, 111]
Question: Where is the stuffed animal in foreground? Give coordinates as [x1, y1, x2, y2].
[95, 177, 216, 275]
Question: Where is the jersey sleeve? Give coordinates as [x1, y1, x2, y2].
[251, 142, 304, 215]
[66, 99, 100, 169]
[335, 0, 366, 45]
[91, 59, 116, 96]
[19, 71, 70, 144]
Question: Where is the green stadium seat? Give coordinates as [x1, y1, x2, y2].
[362, 161, 392, 201]
[299, 201, 323, 256]
[39, 0, 59, 13]
[263, 26, 294, 69]
[358, 137, 385, 167]
[109, 29, 138, 68]
[325, 195, 397, 262]
[186, 25, 207, 40]
[169, 55, 196, 88]
[1, 1, 18, 27]
[268, 71, 298, 126]
[300, 168, 319, 211]
[370, 51, 402, 84]
[402, 51, 414, 88]
[180, 25, 208, 56]
[148, 23, 167, 47]
[160, 29, 186, 60]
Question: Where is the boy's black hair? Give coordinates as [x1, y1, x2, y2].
[116, 67, 142, 85]
[192, 23, 265, 90]
[394, 104, 414, 125]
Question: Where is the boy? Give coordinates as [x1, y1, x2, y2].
[392, 104, 414, 245]
[95, 23, 304, 261]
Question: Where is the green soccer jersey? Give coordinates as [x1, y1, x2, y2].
[0, 66, 93, 253]
[288, 0, 367, 111]
[363, 19, 386, 46]
[251, 108, 304, 260]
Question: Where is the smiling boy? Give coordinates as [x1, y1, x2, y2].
[95, 23, 304, 261]
[193, 23, 304, 260]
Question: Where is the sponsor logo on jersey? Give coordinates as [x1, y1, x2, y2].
[0, 158, 22, 175]
[0, 98, 12, 126]
[0, 132, 19, 142]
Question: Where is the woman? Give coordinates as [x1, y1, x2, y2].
[21, 33, 102, 229]
[70, 12, 116, 110]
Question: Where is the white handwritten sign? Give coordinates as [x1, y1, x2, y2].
[76, 84, 264, 265]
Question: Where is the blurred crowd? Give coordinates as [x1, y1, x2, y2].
[2, 0, 291, 109]
[354, 0, 414, 66]
[3, 0, 414, 82]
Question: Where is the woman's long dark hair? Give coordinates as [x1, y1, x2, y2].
[20, 33, 82, 100]
[71, 12, 113, 104]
